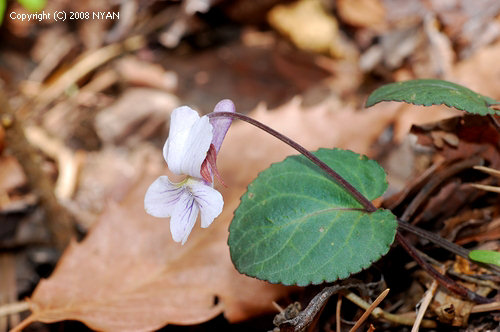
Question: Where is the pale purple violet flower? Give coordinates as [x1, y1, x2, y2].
[144, 99, 235, 244]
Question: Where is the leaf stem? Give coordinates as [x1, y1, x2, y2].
[208, 112, 377, 212]
[397, 220, 462, 253]
[396, 232, 492, 304]
[399, 220, 500, 275]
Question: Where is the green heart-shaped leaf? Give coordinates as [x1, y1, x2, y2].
[228, 149, 397, 286]
[366, 79, 500, 116]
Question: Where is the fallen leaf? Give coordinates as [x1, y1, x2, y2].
[268, 0, 340, 56]
[115, 56, 178, 92]
[23, 164, 289, 331]
[453, 40, 500, 101]
[0, 156, 26, 194]
[95, 88, 179, 145]
[431, 280, 492, 327]
[219, 96, 399, 189]
[337, 0, 386, 29]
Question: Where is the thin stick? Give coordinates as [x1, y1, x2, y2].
[272, 301, 284, 313]
[470, 183, 500, 194]
[471, 301, 500, 313]
[0, 302, 30, 317]
[24, 126, 82, 200]
[473, 165, 500, 178]
[336, 295, 342, 332]
[412, 278, 439, 332]
[344, 291, 437, 328]
[349, 288, 390, 332]
[33, 35, 145, 112]
[9, 315, 34, 332]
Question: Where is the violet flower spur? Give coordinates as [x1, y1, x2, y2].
[144, 99, 235, 244]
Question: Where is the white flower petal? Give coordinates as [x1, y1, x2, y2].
[144, 176, 223, 244]
[170, 191, 200, 244]
[144, 176, 184, 218]
[210, 99, 235, 153]
[164, 106, 213, 178]
[187, 178, 224, 228]
[163, 106, 199, 166]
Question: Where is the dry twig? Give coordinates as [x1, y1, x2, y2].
[344, 291, 437, 328]
[349, 288, 390, 332]
[411, 274, 439, 332]
[1, 92, 75, 249]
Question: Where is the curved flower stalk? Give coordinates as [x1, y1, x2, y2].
[144, 99, 235, 244]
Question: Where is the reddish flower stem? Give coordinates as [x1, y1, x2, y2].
[209, 112, 377, 212]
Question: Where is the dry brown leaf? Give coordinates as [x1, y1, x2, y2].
[267, 0, 340, 56]
[337, 0, 386, 29]
[453, 40, 500, 101]
[95, 88, 179, 145]
[392, 104, 461, 143]
[71, 146, 159, 229]
[0, 156, 26, 194]
[219, 96, 399, 188]
[22, 169, 289, 331]
[431, 284, 489, 327]
[115, 57, 178, 92]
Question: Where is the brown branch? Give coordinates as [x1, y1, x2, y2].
[278, 283, 358, 332]
[1, 91, 75, 249]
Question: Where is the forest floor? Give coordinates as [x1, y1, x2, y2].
[0, 0, 499, 331]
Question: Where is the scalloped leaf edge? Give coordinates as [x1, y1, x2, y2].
[228, 149, 397, 286]
[366, 79, 500, 116]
